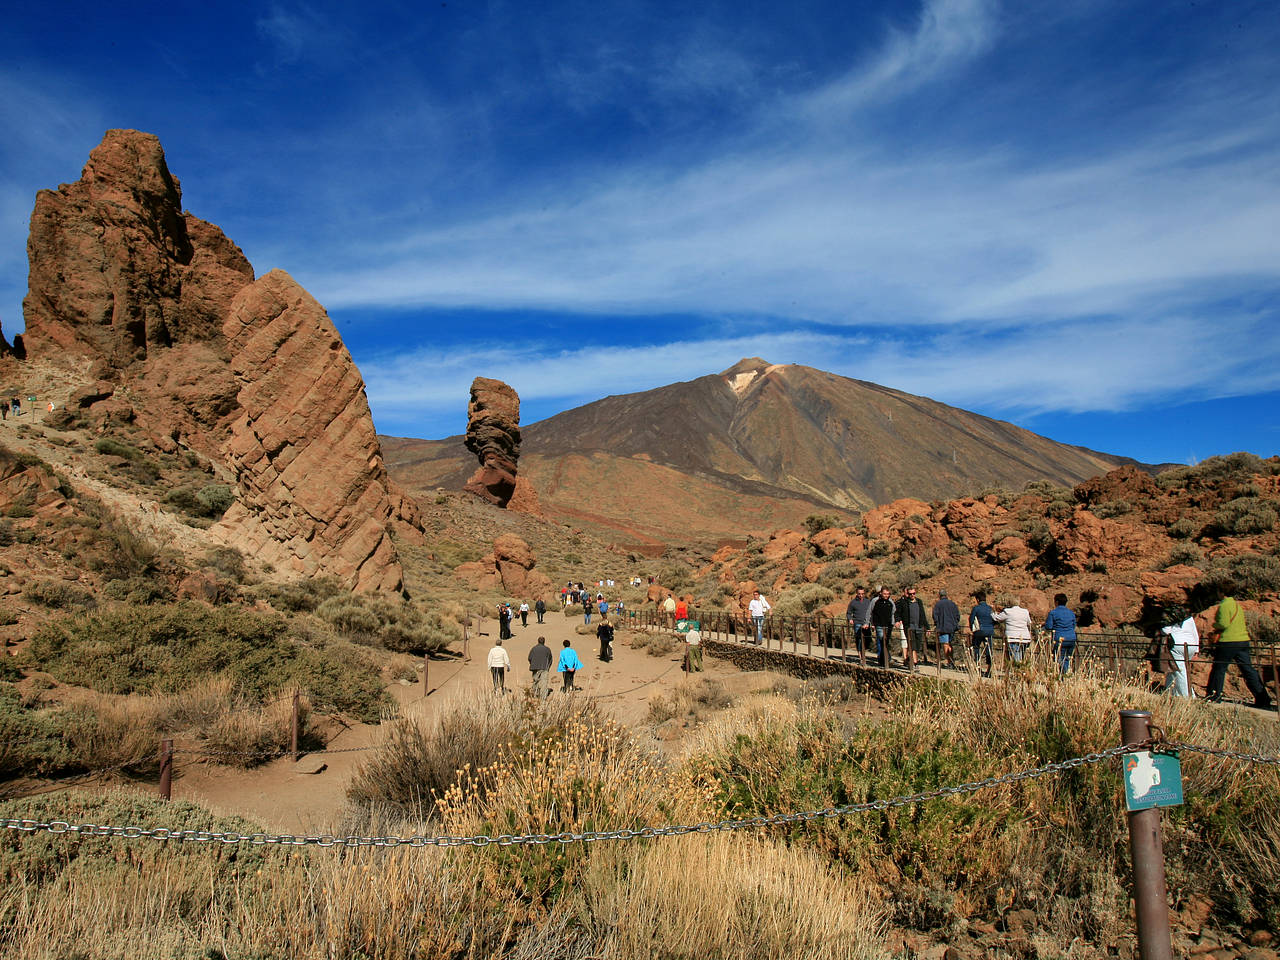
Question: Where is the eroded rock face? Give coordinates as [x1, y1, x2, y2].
[454, 534, 552, 598]
[19, 129, 418, 592]
[463, 377, 521, 507]
[215, 270, 412, 593]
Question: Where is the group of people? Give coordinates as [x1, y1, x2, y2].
[496, 598, 548, 638]
[1, 396, 23, 420]
[835, 583, 1271, 708]
[486, 635, 585, 696]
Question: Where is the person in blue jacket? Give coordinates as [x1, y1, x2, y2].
[1042, 593, 1078, 674]
[558, 638, 583, 692]
[969, 590, 995, 677]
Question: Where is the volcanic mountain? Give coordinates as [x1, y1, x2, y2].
[381, 358, 1139, 548]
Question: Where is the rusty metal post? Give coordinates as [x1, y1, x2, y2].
[423, 654, 430, 697]
[290, 691, 300, 760]
[807, 618, 813, 658]
[840, 623, 848, 662]
[1119, 710, 1173, 960]
[1269, 643, 1279, 719]
[158, 738, 173, 801]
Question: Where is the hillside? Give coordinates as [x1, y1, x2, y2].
[383, 358, 1140, 547]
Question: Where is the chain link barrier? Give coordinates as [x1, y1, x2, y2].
[2, 739, 1166, 849]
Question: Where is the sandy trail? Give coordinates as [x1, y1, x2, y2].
[172, 611, 750, 833]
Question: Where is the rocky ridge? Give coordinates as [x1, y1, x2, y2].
[383, 357, 1142, 548]
[13, 129, 418, 591]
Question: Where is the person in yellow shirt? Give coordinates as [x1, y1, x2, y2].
[1207, 588, 1272, 709]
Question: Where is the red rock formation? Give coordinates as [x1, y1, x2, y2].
[454, 534, 553, 598]
[463, 377, 521, 507]
[216, 271, 413, 593]
[18, 129, 418, 592]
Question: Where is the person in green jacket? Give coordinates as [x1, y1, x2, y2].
[1206, 588, 1272, 709]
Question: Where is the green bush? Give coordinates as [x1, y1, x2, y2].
[771, 583, 836, 616]
[255, 576, 344, 613]
[204, 546, 247, 582]
[804, 514, 839, 536]
[22, 579, 96, 610]
[1092, 499, 1133, 519]
[1211, 497, 1278, 536]
[1156, 452, 1274, 490]
[20, 602, 388, 721]
[93, 437, 143, 460]
[197, 484, 235, 518]
[1168, 517, 1200, 539]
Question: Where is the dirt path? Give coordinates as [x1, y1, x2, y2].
[173, 612, 757, 833]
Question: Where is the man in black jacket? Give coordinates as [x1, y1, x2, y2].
[931, 589, 961, 669]
[869, 586, 898, 669]
[896, 586, 930, 672]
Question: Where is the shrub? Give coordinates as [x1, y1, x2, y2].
[1211, 497, 1278, 536]
[804, 514, 839, 536]
[1156, 452, 1273, 490]
[196, 484, 235, 518]
[204, 546, 247, 582]
[772, 584, 836, 616]
[22, 579, 95, 609]
[346, 690, 609, 823]
[1168, 517, 1200, 539]
[1163, 543, 1204, 568]
[1195, 554, 1280, 601]
[1092, 499, 1133, 519]
[93, 437, 143, 460]
[21, 602, 387, 721]
[255, 576, 344, 613]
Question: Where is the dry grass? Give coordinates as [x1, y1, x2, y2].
[647, 676, 733, 723]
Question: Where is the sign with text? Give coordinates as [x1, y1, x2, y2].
[1123, 751, 1184, 811]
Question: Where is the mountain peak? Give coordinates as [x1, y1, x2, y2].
[720, 357, 781, 396]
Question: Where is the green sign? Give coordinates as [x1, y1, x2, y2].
[1123, 751, 1183, 811]
[675, 619, 700, 633]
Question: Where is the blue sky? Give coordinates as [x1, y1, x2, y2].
[2, 0, 1278, 464]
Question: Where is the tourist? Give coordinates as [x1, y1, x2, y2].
[969, 591, 995, 677]
[1160, 606, 1199, 698]
[931, 589, 961, 669]
[519, 601, 529, 627]
[534, 597, 546, 624]
[685, 622, 703, 672]
[675, 596, 688, 622]
[0, 399, 7, 420]
[583, 593, 593, 626]
[498, 603, 512, 640]
[596, 616, 615, 662]
[896, 586, 929, 671]
[597, 594, 608, 618]
[869, 585, 898, 668]
[558, 638, 583, 692]
[487, 638, 511, 694]
[994, 597, 1034, 665]
[748, 590, 771, 645]
[528, 636, 552, 698]
[1042, 594, 1078, 674]
[662, 593, 677, 628]
[1206, 586, 1272, 708]
[846, 586, 873, 658]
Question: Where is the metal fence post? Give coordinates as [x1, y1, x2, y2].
[290, 691, 300, 760]
[158, 738, 173, 801]
[1119, 710, 1173, 960]
[423, 654, 430, 697]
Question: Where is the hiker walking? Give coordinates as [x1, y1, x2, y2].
[558, 639, 583, 692]
[528, 636, 552, 698]
[596, 617, 614, 662]
[487, 638, 511, 694]
[1206, 586, 1272, 708]
[535, 597, 546, 624]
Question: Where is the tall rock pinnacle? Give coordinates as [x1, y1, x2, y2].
[19, 129, 420, 591]
[463, 377, 521, 507]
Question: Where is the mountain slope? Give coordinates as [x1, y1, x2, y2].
[383, 358, 1140, 546]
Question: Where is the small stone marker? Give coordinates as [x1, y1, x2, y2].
[293, 757, 328, 775]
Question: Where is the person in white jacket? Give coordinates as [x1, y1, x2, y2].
[993, 599, 1034, 664]
[1161, 611, 1200, 698]
[487, 639, 512, 694]
[748, 591, 771, 645]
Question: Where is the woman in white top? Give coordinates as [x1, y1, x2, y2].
[1160, 614, 1200, 697]
[993, 600, 1034, 664]
[487, 639, 512, 693]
